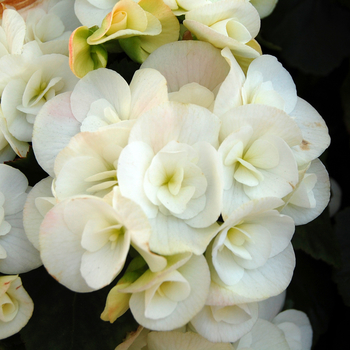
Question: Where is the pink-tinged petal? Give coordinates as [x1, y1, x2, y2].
[69, 26, 108, 78]
[39, 200, 95, 293]
[32, 91, 81, 177]
[128, 101, 221, 152]
[70, 68, 131, 123]
[141, 40, 230, 93]
[129, 68, 168, 120]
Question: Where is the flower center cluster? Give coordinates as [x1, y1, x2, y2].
[144, 141, 207, 217]
[0, 291, 18, 322]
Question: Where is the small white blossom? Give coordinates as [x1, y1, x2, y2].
[0, 275, 34, 339]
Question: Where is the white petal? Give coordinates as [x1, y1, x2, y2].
[141, 40, 230, 93]
[128, 101, 221, 152]
[281, 159, 330, 225]
[70, 68, 131, 123]
[128, 254, 210, 331]
[23, 176, 54, 251]
[32, 91, 81, 176]
[191, 302, 258, 343]
[129, 68, 168, 119]
[207, 244, 295, 305]
[290, 97, 330, 166]
[149, 213, 219, 255]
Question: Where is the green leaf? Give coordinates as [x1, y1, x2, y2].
[292, 209, 342, 268]
[332, 207, 350, 306]
[119, 36, 150, 64]
[19, 267, 138, 350]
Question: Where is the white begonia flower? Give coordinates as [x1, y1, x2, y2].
[0, 9, 26, 58]
[24, 0, 81, 55]
[117, 101, 223, 255]
[234, 318, 291, 350]
[214, 50, 330, 167]
[272, 309, 313, 350]
[280, 158, 330, 225]
[219, 104, 301, 215]
[40, 187, 166, 292]
[120, 253, 210, 331]
[23, 176, 55, 251]
[143, 43, 330, 168]
[0, 164, 42, 274]
[0, 46, 78, 156]
[141, 40, 231, 110]
[32, 67, 168, 176]
[163, 0, 210, 16]
[206, 197, 295, 305]
[183, 0, 261, 59]
[115, 326, 235, 350]
[190, 301, 259, 343]
[0, 275, 34, 339]
[52, 127, 130, 201]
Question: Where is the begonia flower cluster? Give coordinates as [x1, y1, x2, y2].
[0, 0, 328, 348]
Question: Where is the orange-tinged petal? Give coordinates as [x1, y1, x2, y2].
[69, 26, 108, 78]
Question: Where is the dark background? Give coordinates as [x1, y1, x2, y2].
[259, 0, 350, 348]
[1, 0, 350, 349]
